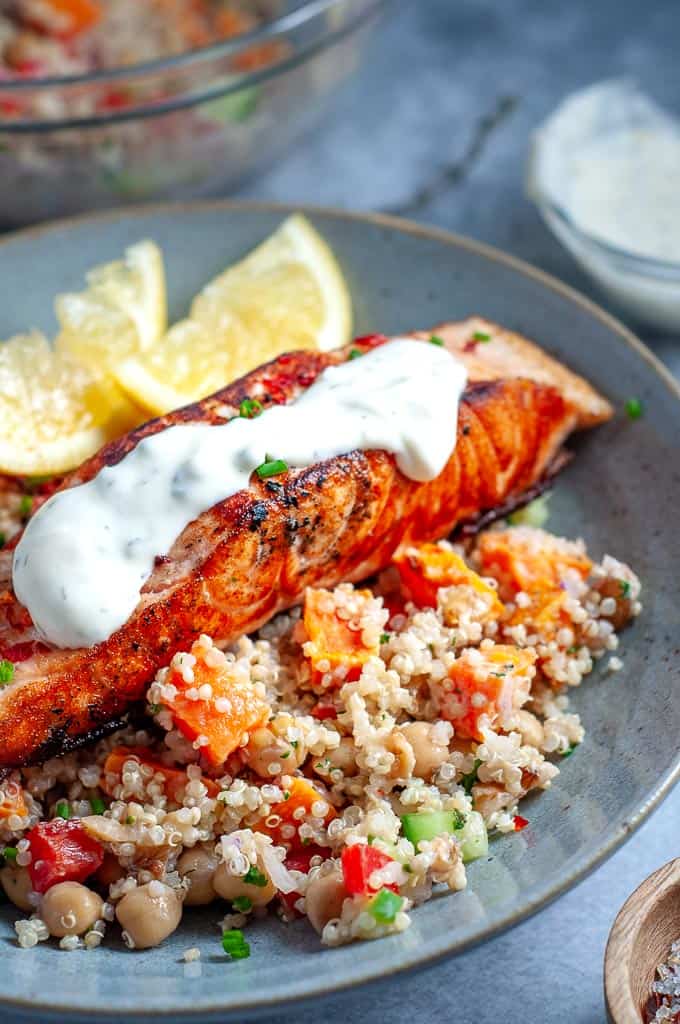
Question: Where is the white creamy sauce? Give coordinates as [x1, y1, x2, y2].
[13, 339, 467, 650]
[567, 130, 680, 261]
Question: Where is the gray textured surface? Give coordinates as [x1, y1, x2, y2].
[234, 2, 680, 1023]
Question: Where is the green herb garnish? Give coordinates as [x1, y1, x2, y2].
[19, 495, 33, 519]
[625, 397, 643, 420]
[348, 348, 363, 360]
[2, 846, 18, 864]
[619, 579, 631, 598]
[562, 743, 579, 758]
[90, 798, 106, 815]
[290, 740, 298, 749]
[451, 809, 466, 830]
[461, 758, 482, 796]
[231, 896, 253, 913]
[380, 632, 390, 644]
[473, 331, 491, 342]
[243, 865, 268, 887]
[222, 928, 251, 959]
[256, 459, 288, 479]
[55, 801, 70, 820]
[283, 790, 291, 801]
[148, 703, 161, 715]
[280, 750, 290, 759]
[0, 532, 5, 550]
[239, 398, 263, 419]
[0, 660, 14, 685]
[429, 335, 445, 347]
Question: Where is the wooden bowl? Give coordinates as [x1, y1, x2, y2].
[605, 858, 680, 1023]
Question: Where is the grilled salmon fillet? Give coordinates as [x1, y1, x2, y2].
[0, 323, 612, 769]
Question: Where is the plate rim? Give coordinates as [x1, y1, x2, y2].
[0, 198, 679, 1021]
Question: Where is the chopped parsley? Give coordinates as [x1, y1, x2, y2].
[290, 740, 299, 749]
[243, 865, 268, 888]
[625, 397, 643, 420]
[429, 335, 445, 347]
[222, 929, 250, 959]
[562, 743, 579, 758]
[90, 798, 106, 815]
[55, 801, 70, 820]
[461, 758, 482, 795]
[619, 579, 631, 599]
[231, 896, 253, 913]
[19, 495, 33, 519]
[0, 660, 14, 685]
[256, 458, 288, 479]
[2, 846, 18, 864]
[380, 632, 391, 644]
[451, 809, 466, 830]
[280, 750, 290, 759]
[473, 331, 491, 342]
[239, 398, 263, 419]
[348, 348, 363, 360]
[282, 790, 291, 801]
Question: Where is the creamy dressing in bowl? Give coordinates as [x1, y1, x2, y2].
[13, 339, 467, 650]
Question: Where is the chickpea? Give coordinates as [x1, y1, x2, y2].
[213, 862, 276, 907]
[116, 882, 182, 950]
[245, 727, 305, 779]
[397, 722, 449, 780]
[41, 882, 103, 938]
[386, 730, 415, 780]
[513, 709, 545, 749]
[178, 845, 218, 906]
[304, 869, 346, 935]
[0, 864, 34, 912]
[324, 737, 357, 777]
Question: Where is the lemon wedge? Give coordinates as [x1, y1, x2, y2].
[115, 215, 352, 415]
[55, 239, 167, 374]
[0, 331, 140, 477]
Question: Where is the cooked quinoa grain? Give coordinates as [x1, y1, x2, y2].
[3, 526, 641, 952]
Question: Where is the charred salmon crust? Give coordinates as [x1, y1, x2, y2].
[0, 330, 609, 769]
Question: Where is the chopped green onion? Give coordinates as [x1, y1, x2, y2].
[429, 335, 445, 347]
[280, 750, 290, 759]
[239, 398, 263, 419]
[2, 846, 18, 864]
[625, 397, 643, 420]
[222, 929, 251, 959]
[232, 896, 253, 913]
[243, 865, 268, 887]
[148, 703, 161, 715]
[473, 331, 491, 342]
[55, 801, 70, 820]
[282, 790, 291, 801]
[19, 495, 33, 519]
[562, 743, 579, 758]
[380, 633, 390, 644]
[0, 532, 5, 549]
[0, 660, 14, 685]
[567, 645, 580, 655]
[507, 494, 550, 528]
[256, 459, 288, 479]
[90, 798, 106, 815]
[348, 348, 363, 360]
[461, 758, 482, 796]
[369, 888, 404, 924]
[619, 579, 631, 598]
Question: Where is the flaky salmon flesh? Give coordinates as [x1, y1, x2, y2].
[0, 320, 612, 769]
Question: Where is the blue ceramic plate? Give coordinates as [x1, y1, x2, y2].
[1, 203, 679, 1022]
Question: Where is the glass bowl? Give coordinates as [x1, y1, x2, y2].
[530, 194, 680, 333]
[0, 0, 386, 227]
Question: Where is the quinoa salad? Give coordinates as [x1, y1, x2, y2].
[0, 507, 642, 955]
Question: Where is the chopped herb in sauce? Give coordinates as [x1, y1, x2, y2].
[625, 397, 643, 420]
[256, 458, 288, 479]
[239, 398, 263, 419]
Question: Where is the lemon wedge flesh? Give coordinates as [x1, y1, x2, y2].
[0, 332, 141, 477]
[115, 214, 352, 415]
[55, 239, 167, 374]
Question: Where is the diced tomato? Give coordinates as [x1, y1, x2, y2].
[352, 333, 388, 350]
[97, 88, 132, 112]
[310, 702, 338, 721]
[513, 815, 529, 832]
[26, 819, 104, 894]
[341, 844, 398, 896]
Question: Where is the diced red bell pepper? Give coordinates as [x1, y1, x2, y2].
[341, 844, 398, 896]
[513, 815, 529, 832]
[279, 845, 329, 916]
[310, 702, 338, 721]
[26, 819, 104, 893]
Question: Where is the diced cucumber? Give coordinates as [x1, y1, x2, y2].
[401, 810, 464, 846]
[458, 810, 488, 863]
